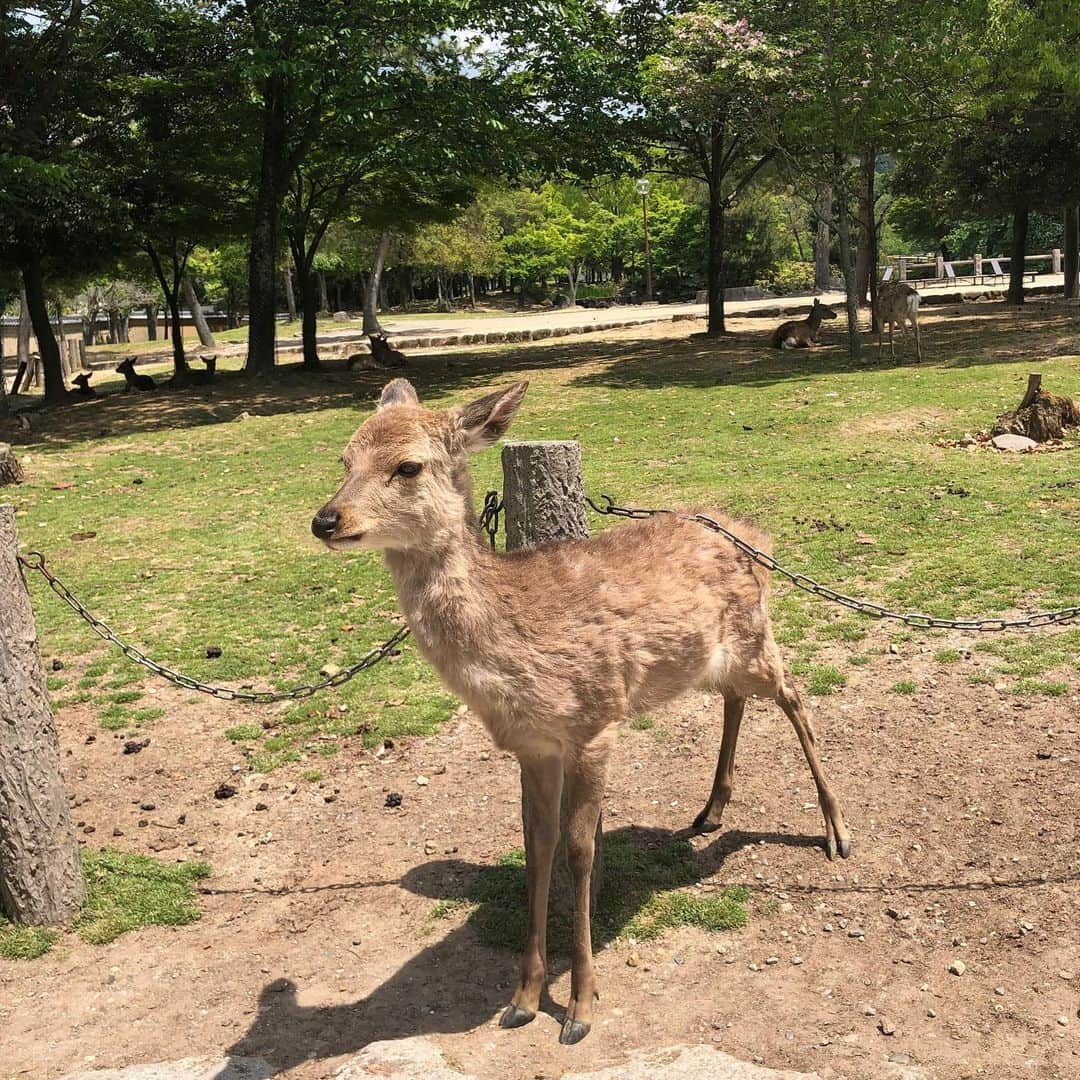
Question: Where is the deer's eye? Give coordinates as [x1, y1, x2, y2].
[394, 461, 423, 479]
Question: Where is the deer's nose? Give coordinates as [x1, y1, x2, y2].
[311, 507, 340, 540]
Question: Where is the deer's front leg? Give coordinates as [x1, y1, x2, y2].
[500, 752, 562, 1029]
[560, 746, 609, 1045]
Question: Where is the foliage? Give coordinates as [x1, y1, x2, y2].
[762, 259, 816, 295]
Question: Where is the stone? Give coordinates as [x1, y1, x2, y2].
[332, 311, 350, 322]
[949, 959, 966, 976]
[563, 1044, 821, 1079]
[991, 433, 1037, 452]
[61, 1058, 271, 1080]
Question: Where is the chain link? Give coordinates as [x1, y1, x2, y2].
[586, 495, 1079, 632]
[478, 489, 503, 550]
[16, 552, 410, 703]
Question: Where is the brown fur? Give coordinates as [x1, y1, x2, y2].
[877, 282, 922, 361]
[769, 298, 838, 349]
[115, 357, 156, 392]
[313, 378, 850, 1044]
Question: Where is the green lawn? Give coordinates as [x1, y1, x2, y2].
[9, 305, 1079, 771]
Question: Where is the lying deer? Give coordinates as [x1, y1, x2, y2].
[312, 379, 851, 1045]
[71, 372, 96, 397]
[115, 357, 156, 391]
[368, 331, 407, 368]
[877, 282, 922, 362]
[769, 298, 838, 349]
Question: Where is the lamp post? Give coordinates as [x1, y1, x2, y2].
[636, 177, 653, 302]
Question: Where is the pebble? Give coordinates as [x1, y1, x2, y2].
[791, 956, 803, 966]
[627, 952, 640, 967]
[994, 986, 1005, 996]
[1058, 1015, 1069, 1027]
[140, 802, 155, 812]
[877, 1018, 896, 1036]
[848, 928, 865, 939]
[949, 959, 966, 976]
[926, 1008, 937, 1018]
[862, 1005, 876, 1017]
[765, 956, 779, 965]
[255, 803, 268, 811]
[415, 775, 430, 787]
[385, 792, 403, 808]
[319, 662, 342, 678]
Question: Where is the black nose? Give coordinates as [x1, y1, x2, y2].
[311, 507, 340, 540]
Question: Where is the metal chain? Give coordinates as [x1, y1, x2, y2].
[478, 489, 503, 550]
[16, 552, 411, 703]
[587, 495, 1079, 632]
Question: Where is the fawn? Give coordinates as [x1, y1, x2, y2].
[877, 282, 922, 362]
[770, 298, 838, 349]
[115, 357, 156, 391]
[71, 372, 96, 397]
[312, 380, 851, 1045]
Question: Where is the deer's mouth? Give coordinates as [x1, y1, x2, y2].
[324, 532, 366, 550]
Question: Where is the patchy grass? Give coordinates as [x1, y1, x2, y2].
[431, 833, 749, 953]
[934, 648, 963, 664]
[892, 680, 918, 695]
[629, 714, 655, 731]
[11, 306, 1079, 769]
[0, 848, 210, 959]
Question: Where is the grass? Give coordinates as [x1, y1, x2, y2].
[892, 680, 918, 695]
[0, 848, 210, 959]
[629, 714, 655, 731]
[11, 305, 1078, 769]
[429, 833, 749, 952]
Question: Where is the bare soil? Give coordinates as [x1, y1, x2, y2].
[1, 616, 1077, 1080]
[2, 308, 1078, 1079]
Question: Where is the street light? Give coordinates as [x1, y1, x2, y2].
[636, 177, 654, 302]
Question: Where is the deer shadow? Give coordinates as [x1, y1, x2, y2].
[213, 823, 805, 1076]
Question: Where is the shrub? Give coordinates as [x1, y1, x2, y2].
[762, 260, 815, 295]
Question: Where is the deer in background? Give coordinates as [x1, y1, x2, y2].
[312, 379, 851, 1046]
[877, 281, 922, 362]
[769, 298, 838, 349]
[115, 357, 156, 391]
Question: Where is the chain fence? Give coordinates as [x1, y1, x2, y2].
[14, 487, 1076, 706]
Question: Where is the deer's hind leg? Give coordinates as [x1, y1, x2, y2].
[693, 693, 745, 833]
[774, 674, 851, 860]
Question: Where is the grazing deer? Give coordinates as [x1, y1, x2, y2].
[115, 357, 156, 391]
[71, 372, 96, 397]
[877, 282, 922, 362]
[312, 379, 851, 1045]
[769, 298, 838, 349]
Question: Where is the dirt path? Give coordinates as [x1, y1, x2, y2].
[1, 617, 1076, 1080]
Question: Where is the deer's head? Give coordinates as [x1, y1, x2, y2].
[312, 378, 528, 552]
[812, 298, 838, 321]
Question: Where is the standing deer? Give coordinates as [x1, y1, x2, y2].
[312, 380, 851, 1045]
[877, 282, 922, 362]
[769, 298, 838, 349]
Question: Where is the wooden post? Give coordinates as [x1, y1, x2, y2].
[899, 257, 907, 282]
[500, 441, 602, 906]
[1052, 248, 1062, 275]
[1020, 372, 1042, 409]
[974, 253, 983, 282]
[935, 254, 945, 280]
[0, 505, 85, 925]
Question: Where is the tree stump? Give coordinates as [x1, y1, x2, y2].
[0, 505, 85, 925]
[500, 441, 602, 908]
[991, 373, 1080, 443]
[0, 444, 24, 486]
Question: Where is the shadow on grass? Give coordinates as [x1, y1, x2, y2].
[17, 299, 1080, 453]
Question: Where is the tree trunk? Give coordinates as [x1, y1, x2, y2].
[0, 445, 23, 485]
[834, 152, 860, 358]
[245, 82, 286, 375]
[17, 287, 31, 367]
[20, 255, 67, 404]
[854, 148, 875, 305]
[146, 247, 189, 381]
[317, 269, 330, 313]
[706, 185, 726, 334]
[1063, 206, 1079, 300]
[814, 186, 832, 291]
[282, 264, 297, 322]
[362, 230, 392, 334]
[1008, 206, 1028, 305]
[0, 505, 86, 925]
[566, 264, 579, 307]
[145, 305, 158, 340]
[183, 277, 217, 348]
[297, 259, 321, 369]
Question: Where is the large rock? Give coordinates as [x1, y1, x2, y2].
[61, 1058, 271, 1080]
[565, 1044, 820, 1079]
[333, 1037, 474, 1079]
[991, 433, 1038, 451]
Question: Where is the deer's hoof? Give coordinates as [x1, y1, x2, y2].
[838, 837, 852, 859]
[825, 837, 837, 861]
[499, 1004, 535, 1029]
[559, 1018, 591, 1045]
[691, 808, 720, 833]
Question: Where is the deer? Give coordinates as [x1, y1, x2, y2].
[877, 282, 922, 362]
[769, 298, 838, 349]
[115, 357, 156, 391]
[71, 372, 97, 398]
[311, 379, 851, 1045]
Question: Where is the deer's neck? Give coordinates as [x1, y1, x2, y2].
[383, 523, 493, 656]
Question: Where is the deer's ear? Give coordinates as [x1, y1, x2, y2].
[451, 382, 528, 452]
[378, 379, 419, 409]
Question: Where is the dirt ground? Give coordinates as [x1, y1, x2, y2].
[1, 613, 1077, 1080]
[2, 309, 1078, 1079]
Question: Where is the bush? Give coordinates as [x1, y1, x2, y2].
[762, 260, 816, 295]
[576, 282, 616, 300]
